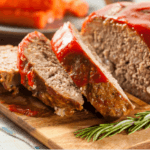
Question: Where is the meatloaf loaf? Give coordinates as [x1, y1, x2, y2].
[0, 45, 20, 94]
[18, 31, 84, 116]
[81, 2, 150, 103]
[51, 22, 134, 120]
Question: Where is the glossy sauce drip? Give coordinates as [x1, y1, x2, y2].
[9, 105, 38, 117]
[0, 90, 51, 117]
[51, 22, 107, 87]
[27, 70, 34, 87]
[18, 54, 34, 87]
[18, 33, 40, 87]
[82, 2, 150, 49]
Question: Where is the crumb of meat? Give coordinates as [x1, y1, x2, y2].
[23, 36, 83, 104]
[82, 18, 150, 103]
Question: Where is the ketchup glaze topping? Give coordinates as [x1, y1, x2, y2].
[18, 32, 41, 87]
[51, 22, 107, 87]
[82, 2, 150, 49]
[9, 105, 38, 117]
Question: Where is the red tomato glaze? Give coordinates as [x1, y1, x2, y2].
[9, 105, 38, 117]
[82, 2, 150, 49]
[51, 22, 107, 87]
[18, 32, 41, 87]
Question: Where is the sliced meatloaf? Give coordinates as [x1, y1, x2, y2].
[81, 2, 150, 103]
[18, 31, 84, 116]
[0, 45, 20, 94]
[51, 22, 134, 120]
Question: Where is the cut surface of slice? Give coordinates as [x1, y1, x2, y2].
[51, 22, 134, 120]
[18, 31, 84, 116]
[0, 45, 20, 94]
[81, 2, 150, 103]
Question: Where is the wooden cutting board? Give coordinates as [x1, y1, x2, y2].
[0, 92, 150, 149]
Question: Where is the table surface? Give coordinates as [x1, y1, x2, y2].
[0, 0, 150, 149]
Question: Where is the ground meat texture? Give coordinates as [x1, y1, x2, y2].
[81, 2, 150, 103]
[51, 22, 134, 120]
[18, 31, 84, 117]
[0, 45, 20, 94]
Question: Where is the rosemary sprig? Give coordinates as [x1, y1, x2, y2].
[74, 111, 150, 142]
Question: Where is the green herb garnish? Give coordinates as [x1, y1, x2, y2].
[74, 111, 150, 142]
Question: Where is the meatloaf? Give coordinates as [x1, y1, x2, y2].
[0, 45, 20, 94]
[81, 2, 150, 103]
[51, 22, 134, 120]
[18, 31, 84, 116]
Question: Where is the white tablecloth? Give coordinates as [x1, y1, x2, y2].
[0, 113, 48, 149]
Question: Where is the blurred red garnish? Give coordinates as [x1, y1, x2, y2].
[63, 0, 89, 17]
[0, 0, 89, 28]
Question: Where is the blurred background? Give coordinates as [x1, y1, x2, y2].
[0, 0, 146, 45]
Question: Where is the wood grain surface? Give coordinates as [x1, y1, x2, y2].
[0, 92, 150, 149]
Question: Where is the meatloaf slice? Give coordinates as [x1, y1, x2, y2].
[81, 2, 150, 103]
[0, 45, 20, 94]
[18, 31, 84, 116]
[51, 22, 134, 120]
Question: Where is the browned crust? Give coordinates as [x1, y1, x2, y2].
[0, 84, 7, 94]
[63, 53, 133, 120]
[23, 61, 83, 116]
